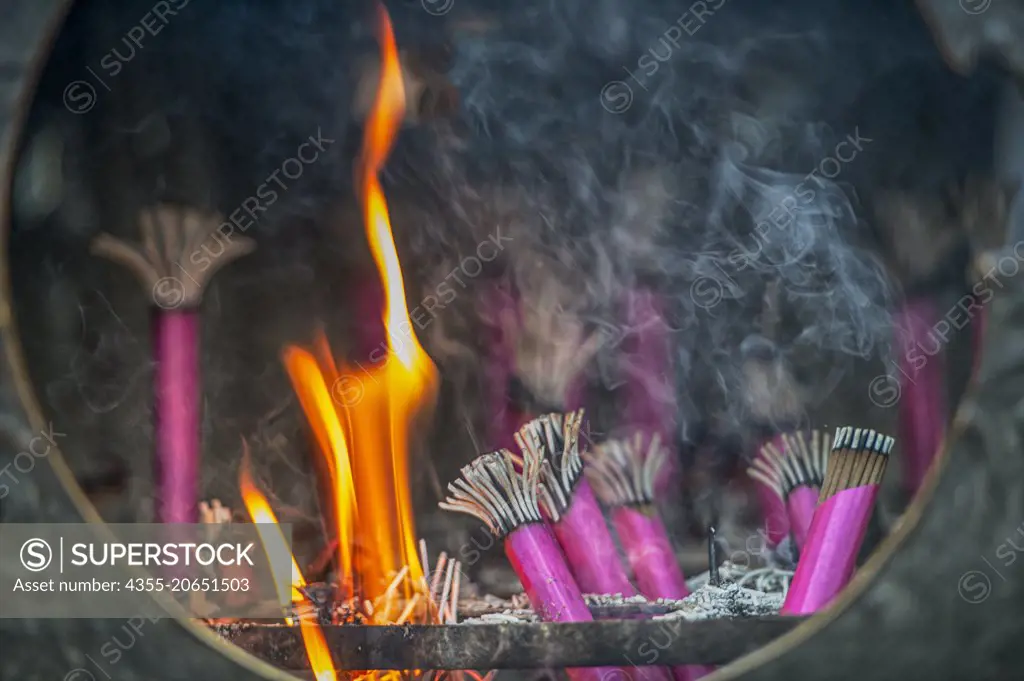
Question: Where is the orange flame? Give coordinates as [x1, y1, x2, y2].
[282, 346, 356, 597]
[239, 443, 337, 681]
[282, 0, 436, 610]
[240, 7, 436, 680]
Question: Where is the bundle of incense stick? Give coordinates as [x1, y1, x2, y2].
[586, 434, 710, 681]
[92, 205, 254, 522]
[481, 283, 519, 451]
[585, 433, 687, 600]
[502, 271, 600, 436]
[781, 427, 894, 615]
[873, 191, 958, 500]
[619, 288, 679, 496]
[747, 431, 829, 552]
[439, 450, 624, 681]
[742, 284, 805, 546]
[892, 300, 946, 497]
[516, 410, 637, 596]
[750, 434, 793, 548]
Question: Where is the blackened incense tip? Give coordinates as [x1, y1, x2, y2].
[819, 426, 895, 502]
[517, 410, 585, 522]
[747, 430, 829, 500]
[583, 432, 665, 508]
[439, 449, 544, 539]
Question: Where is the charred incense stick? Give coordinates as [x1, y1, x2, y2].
[440, 449, 622, 681]
[516, 410, 637, 596]
[747, 430, 829, 552]
[587, 434, 710, 681]
[781, 427, 894, 615]
[92, 205, 254, 522]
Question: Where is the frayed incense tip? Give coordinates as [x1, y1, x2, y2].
[584, 432, 665, 508]
[439, 449, 544, 538]
[748, 430, 829, 500]
[517, 410, 585, 522]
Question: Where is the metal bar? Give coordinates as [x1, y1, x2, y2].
[213, 616, 804, 670]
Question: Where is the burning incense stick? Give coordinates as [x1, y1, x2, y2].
[516, 410, 637, 597]
[585, 433, 687, 600]
[480, 283, 520, 452]
[742, 287, 803, 546]
[586, 434, 710, 681]
[92, 205, 254, 522]
[440, 449, 621, 681]
[747, 431, 828, 552]
[505, 271, 602, 417]
[873, 190, 963, 500]
[749, 436, 792, 548]
[781, 427, 894, 615]
[619, 288, 679, 496]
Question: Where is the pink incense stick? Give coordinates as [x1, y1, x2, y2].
[517, 411, 637, 596]
[611, 505, 687, 600]
[480, 282, 569, 452]
[440, 449, 627, 681]
[893, 297, 946, 497]
[556, 481, 637, 595]
[481, 283, 519, 451]
[751, 450, 791, 548]
[585, 433, 687, 600]
[153, 310, 201, 523]
[747, 430, 829, 553]
[505, 522, 596, 621]
[619, 289, 679, 496]
[740, 326, 804, 548]
[92, 204, 254, 523]
[786, 487, 819, 552]
[586, 434, 711, 681]
[781, 427, 894, 615]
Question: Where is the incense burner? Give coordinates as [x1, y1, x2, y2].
[2, 2, 1024, 681]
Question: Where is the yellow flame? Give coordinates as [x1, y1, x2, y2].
[280, 0, 435, 616]
[238, 442, 337, 681]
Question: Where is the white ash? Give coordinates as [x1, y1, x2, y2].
[461, 610, 538, 625]
[654, 583, 784, 622]
[687, 560, 794, 595]
[583, 593, 649, 607]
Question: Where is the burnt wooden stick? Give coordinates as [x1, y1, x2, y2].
[213, 617, 804, 670]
